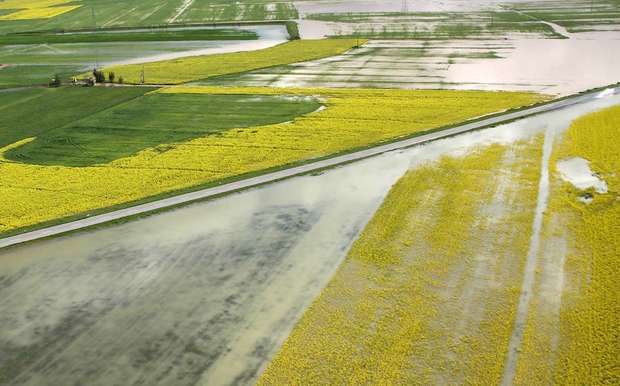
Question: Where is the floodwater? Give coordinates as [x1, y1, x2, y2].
[1, 93, 619, 386]
[205, 32, 620, 95]
[282, 0, 620, 95]
[556, 157, 608, 193]
[0, 25, 287, 69]
[445, 33, 620, 95]
[98, 25, 288, 66]
[294, 0, 552, 38]
[294, 0, 520, 17]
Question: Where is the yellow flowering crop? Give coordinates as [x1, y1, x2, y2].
[105, 39, 366, 84]
[0, 87, 543, 235]
[0, 0, 73, 9]
[0, 5, 81, 20]
[515, 105, 620, 385]
[0, 0, 80, 20]
[258, 137, 544, 384]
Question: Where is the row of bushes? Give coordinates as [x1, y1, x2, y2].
[49, 71, 126, 87]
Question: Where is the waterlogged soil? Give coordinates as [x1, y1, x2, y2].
[0, 25, 287, 73]
[204, 32, 620, 95]
[1, 93, 619, 386]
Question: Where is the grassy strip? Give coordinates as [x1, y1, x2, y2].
[4, 20, 297, 36]
[0, 29, 257, 45]
[258, 137, 542, 383]
[103, 39, 363, 84]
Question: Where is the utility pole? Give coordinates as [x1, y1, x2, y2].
[140, 65, 145, 84]
[402, 0, 408, 14]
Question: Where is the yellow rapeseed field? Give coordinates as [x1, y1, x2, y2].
[0, 0, 80, 20]
[0, 87, 543, 234]
[0, 0, 73, 9]
[515, 105, 620, 385]
[258, 136, 544, 384]
[0, 5, 81, 20]
[105, 39, 365, 84]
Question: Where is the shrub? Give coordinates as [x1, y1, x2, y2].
[49, 73, 61, 87]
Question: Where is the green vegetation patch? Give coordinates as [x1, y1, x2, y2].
[104, 39, 363, 84]
[0, 64, 83, 88]
[0, 29, 257, 45]
[0, 87, 151, 149]
[5, 91, 322, 166]
[0, 0, 299, 34]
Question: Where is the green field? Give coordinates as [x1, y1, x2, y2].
[0, 36, 264, 87]
[0, 64, 84, 88]
[0, 29, 257, 45]
[0, 0, 299, 34]
[104, 39, 362, 84]
[6, 91, 321, 166]
[0, 87, 151, 149]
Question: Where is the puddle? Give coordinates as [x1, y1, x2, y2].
[556, 157, 608, 193]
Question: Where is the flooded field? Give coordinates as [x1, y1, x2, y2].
[1, 90, 618, 385]
[0, 24, 287, 87]
[203, 31, 620, 95]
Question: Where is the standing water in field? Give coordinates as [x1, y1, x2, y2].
[1, 93, 619, 386]
[0, 24, 288, 71]
[99, 25, 289, 66]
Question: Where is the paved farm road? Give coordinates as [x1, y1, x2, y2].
[0, 86, 618, 250]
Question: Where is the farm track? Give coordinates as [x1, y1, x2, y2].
[0, 85, 618, 250]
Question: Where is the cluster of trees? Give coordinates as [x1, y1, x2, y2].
[48, 70, 125, 88]
[93, 69, 124, 84]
